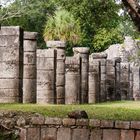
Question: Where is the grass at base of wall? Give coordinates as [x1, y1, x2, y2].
[0, 101, 140, 120]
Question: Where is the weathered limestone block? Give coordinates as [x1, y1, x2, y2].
[0, 47, 19, 62]
[47, 41, 66, 104]
[41, 127, 57, 140]
[106, 59, 116, 101]
[0, 26, 23, 103]
[27, 127, 40, 140]
[23, 32, 37, 103]
[120, 63, 131, 100]
[121, 130, 134, 140]
[65, 57, 80, 104]
[91, 53, 107, 102]
[90, 129, 102, 140]
[103, 129, 120, 140]
[72, 129, 90, 140]
[37, 49, 56, 104]
[132, 66, 140, 100]
[57, 128, 71, 140]
[73, 47, 90, 104]
[88, 56, 100, 103]
[114, 57, 121, 100]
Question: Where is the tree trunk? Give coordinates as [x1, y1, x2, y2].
[122, 0, 140, 32]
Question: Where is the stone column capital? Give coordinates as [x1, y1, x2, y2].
[73, 47, 90, 54]
[46, 41, 66, 49]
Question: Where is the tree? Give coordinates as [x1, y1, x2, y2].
[0, 0, 56, 48]
[54, 0, 123, 51]
[122, 0, 140, 32]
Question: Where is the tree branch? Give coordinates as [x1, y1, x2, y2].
[122, 0, 140, 31]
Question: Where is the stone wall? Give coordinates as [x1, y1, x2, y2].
[18, 117, 140, 140]
[3, 113, 140, 140]
[1, 111, 140, 140]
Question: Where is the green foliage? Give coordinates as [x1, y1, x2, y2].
[1, 0, 56, 48]
[54, 0, 121, 50]
[92, 28, 123, 52]
[43, 9, 81, 45]
[0, 132, 18, 140]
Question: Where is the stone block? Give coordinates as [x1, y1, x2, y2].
[47, 41, 66, 48]
[57, 128, 71, 140]
[37, 90, 55, 104]
[63, 118, 75, 126]
[131, 121, 140, 129]
[101, 120, 114, 128]
[72, 129, 90, 140]
[0, 89, 19, 97]
[90, 129, 102, 140]
[0, 61, 19, 78]
[56, 49, 65, 60]
[120, 130, 134, 140]
[103, 129, 120, 140]
[24, 65, 36, 78]
[19, 128, 27, 140]
[115, 121, 130, 129]
[0, 79, 19, 89]
[24, 32, 38, 40]
[56, 60, 65, 74]
[0, 26, 21, 36]
[37, 58, 55, 70]
[56, 86, 65, 99]
[135, 131, 140, 140]
[37, 71, 54, 83]
[0, 97, 19, 103]
[41, 127, 57, 140]
[0, 47, 19, 62]
[37, 81, 54, 91]
[89, 119, 101, 127]
[76, 119, 89, 126]
[24, 40, 36, 52]
[24, 52, 36, 65]
[31, 116, 45, 125]
[45, 118, 62, 125]
[0, 36, 20, 47]
[37, 49, 56, 58]
[56, 74, 65, 86]
[65, 74, 80, 104]
[27, 127, 40, 140]
[23, 79, 36, 93]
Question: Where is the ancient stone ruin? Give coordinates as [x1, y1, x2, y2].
[0, 26, 140, 104]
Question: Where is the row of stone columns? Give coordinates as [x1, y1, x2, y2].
[0, 26, 139, 104]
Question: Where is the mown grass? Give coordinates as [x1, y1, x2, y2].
[0, 101, 140, 120]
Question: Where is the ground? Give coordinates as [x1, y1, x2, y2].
[0, 101, 140, 120]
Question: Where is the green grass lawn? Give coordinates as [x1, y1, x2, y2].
[0, 101, 140, 121]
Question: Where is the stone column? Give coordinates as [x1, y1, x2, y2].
[47, 41, 65, 104]
[88, 55, 100, 103]
[91, 53, 107, 102]
[114, 57, 121, 100]
[65, 57, 80, 104]
[129, 68, 133, 100]
[133, 67, 140, 100]
[73, 47, 90, 104]
[37, 49, 56, 104]
[0, 26, 23, 103]
[23, 32, 37, 103]
[106, 59, 116, 101]
[120, 62, 130, 100]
